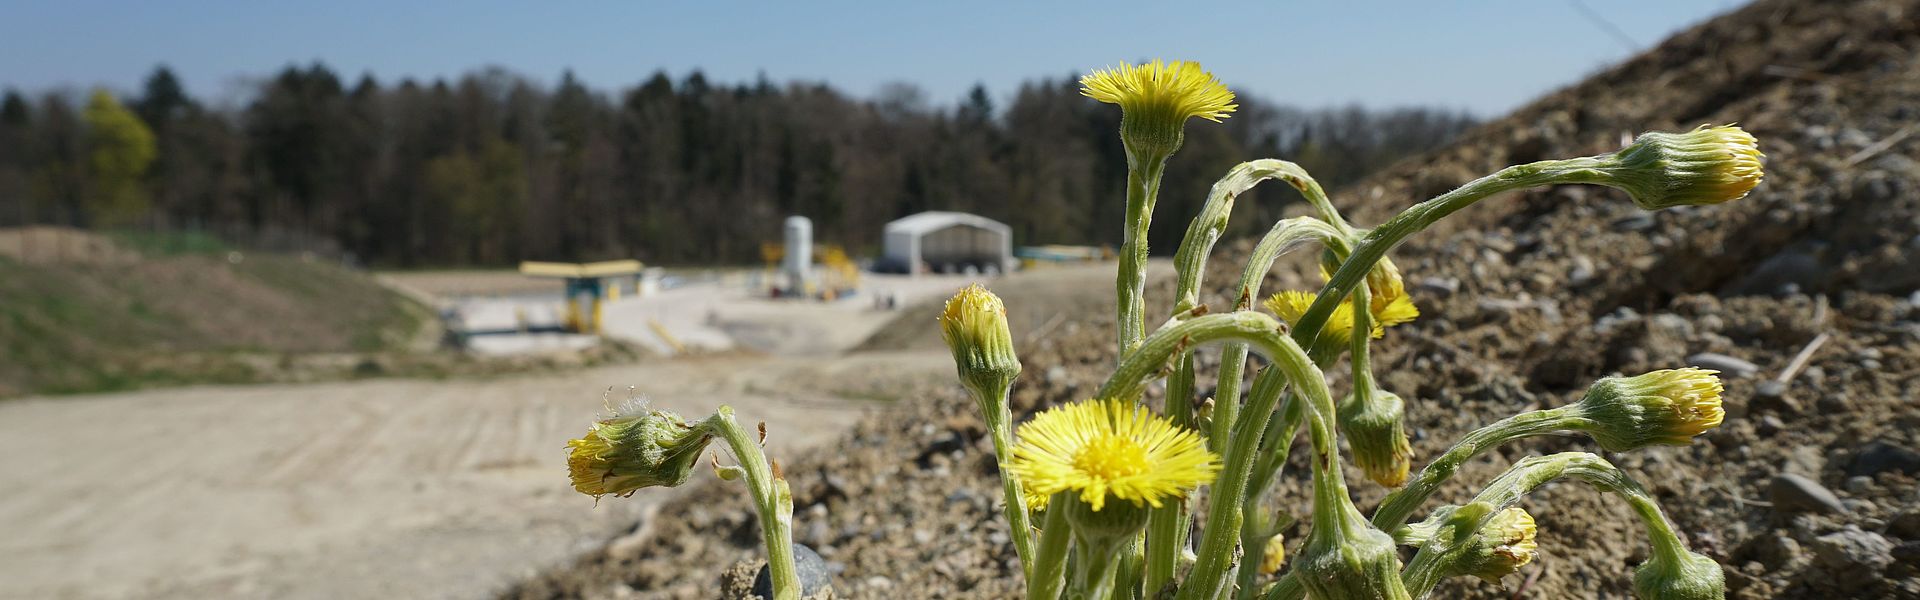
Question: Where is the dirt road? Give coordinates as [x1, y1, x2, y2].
[0, 350, 949, 600]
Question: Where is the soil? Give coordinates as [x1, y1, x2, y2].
[509, 0, 1920, 598]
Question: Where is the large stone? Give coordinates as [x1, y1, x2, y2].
[1810, 527, 1894, 571]
[753, 543, 833, 599]
[1849, 441, 1920, 478]
[1769, 473, 1848, 514]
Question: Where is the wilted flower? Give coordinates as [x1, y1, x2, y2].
[1459, 507, 1539, 583]
[567, 400, 714, 498]
[1259, 533, 1289, 575]
[1572, 368, 1725, 452]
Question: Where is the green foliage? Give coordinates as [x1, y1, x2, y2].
[81, 89, 156, 227]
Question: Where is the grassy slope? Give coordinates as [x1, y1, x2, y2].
[0, 239, 430, 397]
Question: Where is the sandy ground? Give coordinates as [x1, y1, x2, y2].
[0, 264, 1112, 600]
[0, 351, 949, 600]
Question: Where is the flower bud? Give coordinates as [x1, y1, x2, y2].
[1340, 388, 1413, 487]
[1258, 533, 1289, 575]
[1572, 368, 1725, 452]
[1457, 507, 1539, 583]
[1605, 125, 1764, 210]
[1296, 524, 1414, 600]
[1633, 548, 1726, 600]
[939, 285, 1022, 400]
[566, 401, 715, 498]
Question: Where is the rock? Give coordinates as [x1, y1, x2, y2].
[1569, 254, 1596, 287]
[1846, 476, 1875, 494]
[863, 575, 894, 591]
[1849, 441, 1920, 478]
[1769, 473, 1848, 514]
[1415, 276, 1460, 298]
[1687, 352, 1760, 378]
[1738, 532, 1803, 569]
[753, 543, 833, 599]
[1891, 511, 1920, 539]
[1810, 527, 1894, 571]
[1612, 213, 1656, 232]
[1896, 541, 1920, 567]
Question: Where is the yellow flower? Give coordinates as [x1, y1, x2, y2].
[1572, 367, 1725, 451]
[1263, 290, 1416, 345]
[1259, 533, 1289, 575]
[1009, 399, 1219, 512]
[1608, 124, 1764, 210]
[1080, 59, 1237, 123]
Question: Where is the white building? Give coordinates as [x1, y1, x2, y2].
[880, 211, 1013, 275]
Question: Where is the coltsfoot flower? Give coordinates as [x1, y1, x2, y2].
[1572, 368, 1725, 452]
[1264, 290, 1418, 347]
[939, 284, 1022, 398]
[1339, 388, 1413, 487]
[1081, 60, 1236, 160]
[567, 399, 715, 498]
[1606, 124, 1764, 210]
[1459, 507, 1539, 583]
[1634, 547, 1726, 600]
[1009, 399, 1220, 512]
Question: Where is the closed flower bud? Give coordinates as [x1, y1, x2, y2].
[566, 400, 715, 498]
[1604, 125, 1764, 210]
[1572, 368, 1725, 452]
[1259, 533, 1289, 575]
[1060, 492, 1153, 549]
[1458, 507, 1539, 583]
[1633, 548, 1725, 600]
[1340, 388, 1413, 487]
[1297, 523, 1414, 600]
[940, 285, 1022, 400]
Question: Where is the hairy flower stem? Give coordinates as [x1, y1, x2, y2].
[1084, 312, 1344, 600]
[1235, 397, 1304, 600]
[1291, 157, 1611, 349]
[974, 384, 1037, 578]
[703, 407, 799, 600]
[1145, 356, 1197, 593]
[1032, 494, 1074, 600]
[1117, 157, 1169, 358]
[1369, 408, 1582, 530]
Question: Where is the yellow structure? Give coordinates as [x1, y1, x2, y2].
[518, 260, 644, 334]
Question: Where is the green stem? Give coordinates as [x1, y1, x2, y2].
[1031, 494, 1074, 600]
[1234, 395, 1304, 600]
[1146, 355, 1197, 593]
[1289, 157, 1611, 350]
[1074, 539, 1127, 600]
[1368, 408, 1581, 529]
[705, 407, 799, 600]
[1117, 159, 1168, 358]
[979, 385, 1037, 579]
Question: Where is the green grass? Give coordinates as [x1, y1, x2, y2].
[0, 246, 430, 398]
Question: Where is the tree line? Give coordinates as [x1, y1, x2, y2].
[0, 64, 1478, 267]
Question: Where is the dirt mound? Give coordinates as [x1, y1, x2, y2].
[508, 0, 1920, 598]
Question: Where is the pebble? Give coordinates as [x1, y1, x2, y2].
[1687, 352, 1760, 378]
[1810, 526, 1894, 571]
[1849, 442, 1920, 478]
[1569, 254, 1596, 286]
[1415, 276, 1460, 298]
[1612, 213, 1656, 232]
[1846, 476, 1875, 494]
[754, 543, 834, 598]
[1769, 473, 1848, 514]
[864, 576, 894, 590]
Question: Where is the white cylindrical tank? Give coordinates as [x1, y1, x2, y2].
[783, 216, 812, 294]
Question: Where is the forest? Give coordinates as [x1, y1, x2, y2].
[0, 65, 1478, 267]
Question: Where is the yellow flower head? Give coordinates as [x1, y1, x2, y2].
[1080, 59, 1237, 122]
[1264, 290, 1416, 345]
[1608, 124, 1765, 210]
[1573, 367, 1725, 452]
[566, 400, 714, 498]
[1081, 60, 1236, 160]
[1463, 507, 1539, 583]
[1009, 399, 1219, 512]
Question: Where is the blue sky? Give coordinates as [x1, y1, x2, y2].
[0, 1, 1743, 115]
